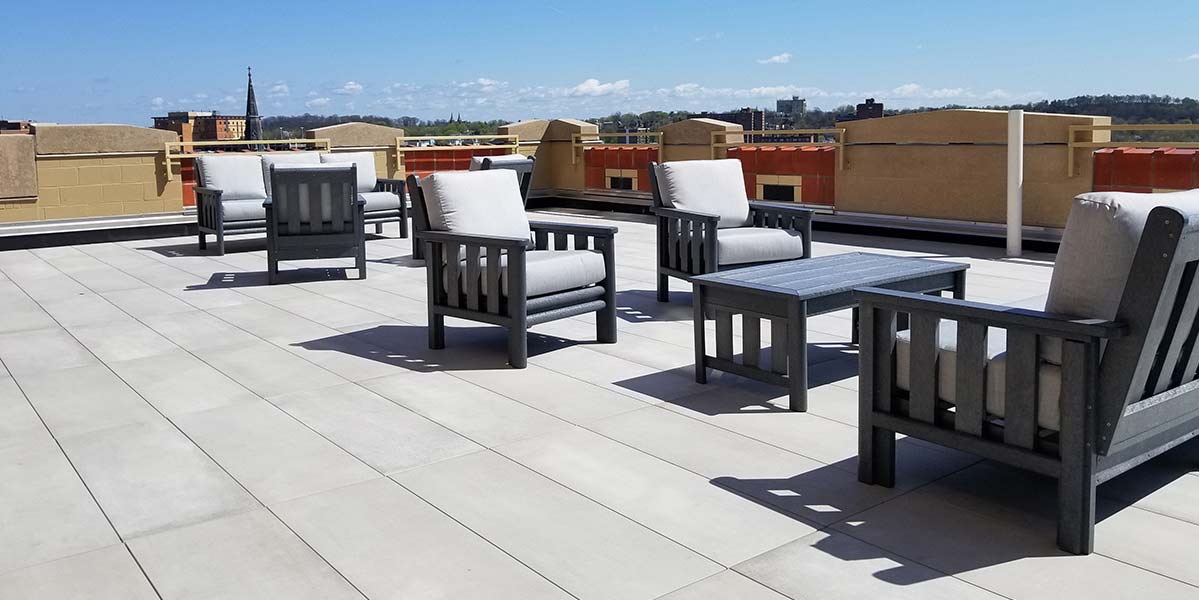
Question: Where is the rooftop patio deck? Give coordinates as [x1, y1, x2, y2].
[1, 210, 1196, 599]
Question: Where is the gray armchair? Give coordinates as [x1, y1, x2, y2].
[408, 169, 617, 368]
[265, 165, 365, 284]
[648, 159, 813, 302]
[856, 189, 1199, 554]
[195, 152, 406, 255]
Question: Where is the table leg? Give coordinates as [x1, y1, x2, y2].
[952, 270, 967, 300]
[788, 300, 808, 412]
[693, 283, 707, 384]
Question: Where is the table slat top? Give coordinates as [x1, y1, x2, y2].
[692, 252, 968, 300]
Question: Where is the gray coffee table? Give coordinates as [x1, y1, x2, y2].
[691, 252, 968, 411]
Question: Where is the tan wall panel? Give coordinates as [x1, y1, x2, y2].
[305, 122, 405, 148]
[32, 124, 178, 154]
[30, 154, 183, 223]
[0, 135, 37, 200]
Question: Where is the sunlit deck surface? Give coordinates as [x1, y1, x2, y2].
[2, 209, 1198, 599]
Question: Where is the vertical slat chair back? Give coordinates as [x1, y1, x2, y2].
[1098, 205, 1199, 452]
[269, 165, 357, 236]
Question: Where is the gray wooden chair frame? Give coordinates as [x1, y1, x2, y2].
[407, 174, 617, 368]
[410, 156, 535, 261]
[647, 161, 814, 302]
[197, 175, 406, 256]
[265, 165, 366, 284]
[855, 204, 1199, 555]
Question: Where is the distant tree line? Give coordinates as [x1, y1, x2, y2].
[261, 95, 1199, 142]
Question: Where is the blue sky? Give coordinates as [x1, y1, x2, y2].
[3, 1, 1197, 125]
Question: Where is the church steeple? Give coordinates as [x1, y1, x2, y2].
[244, 67, 263, 142]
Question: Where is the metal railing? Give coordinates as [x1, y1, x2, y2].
[571, 132, 663, 165]
[710, 128, 847, 170]
[1067, 123, 1199, 177]
[395, 134, 521, 172]
[163, 138, 331, 181]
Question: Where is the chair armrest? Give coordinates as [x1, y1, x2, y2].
[749, 201, 814, 219]
[415, 229, 531, 249]
[194, 186, 223, 196]
[528, 221, 617, 238]
[652, 206, 720, 224]
[854, 287, 1127, 341]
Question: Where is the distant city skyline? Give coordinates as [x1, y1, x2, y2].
[3, 0, 1197, 125]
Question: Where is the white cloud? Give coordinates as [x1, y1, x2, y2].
[693, 32, 724, 43]
[305, 97, 331, 108]
[566, 78, 630, 97]
[672, 83, 701, 96]
[1185, 53, 1199, 62]
[757, 52, 792, 65]
[268, 82, 290, 97]
[459, 77, 505, 93]
[193, 93, 208, 100]
[334, 81, 364, 95]
[220, 95, 237, 105]
[885, 83, 970, 99]
[150, 97, 164, 108]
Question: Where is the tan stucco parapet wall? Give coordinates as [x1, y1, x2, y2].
[661, 118, 744, 162]
[544, 118, 598, 142]
[304, 122, 405, 147]
[31, 124, 179, 155]
[841, 109, 1112, 145]
[0, 135, 37, 200]
[498, 119, 550, 143]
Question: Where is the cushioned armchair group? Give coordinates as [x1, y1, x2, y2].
[648, 159, 814, 302]
[195, 151, 406, 255]
[408, 168, 616, 368]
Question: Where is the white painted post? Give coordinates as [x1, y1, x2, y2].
[1007, 110, 1024, 257]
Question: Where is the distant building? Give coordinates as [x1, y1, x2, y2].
[0, 120, 31, 134]
[776, 96, 806, 117]
[856, 98, 884, 119]
[153, 111, 247, 142]
[697, 107, 766, 131]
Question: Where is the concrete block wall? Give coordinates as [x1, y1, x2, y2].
[0, 124, 185, 224]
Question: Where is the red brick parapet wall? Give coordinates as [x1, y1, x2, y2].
[1094, 148, 1198, 193]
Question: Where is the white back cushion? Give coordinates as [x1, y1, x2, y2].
[654, 159, 751, 228]
[320, 151, 377, 192]
[469, 153, 532, 171]
[195, 155, 267, 201]
[261, 152, 320, 197]
[420, 170, 529, 238]
[1047, 189, 1199, 320]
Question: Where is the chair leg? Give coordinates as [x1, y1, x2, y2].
[399, 215, 409, 239]
[508, 324, 528, 369]
[215, 229, 226, 256]
[267, 257, 279, 285]
[1057, 477, 1096, 555]
[429, 313, 445, 349]
[657, 273, 670, 302]
[374, 222, 383, 235]
[198, 232, 207, 251]
[851, 307, 861, 345]
[356, 247, 367, 280]
[858, 424, 896, 487]
[597, 301, 617, 343]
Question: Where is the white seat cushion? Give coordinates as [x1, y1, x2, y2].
[320, 151, 377, 192]
[196, 155, 268, 201]
[451, 249, 606, 298]
[654, 159, 751, 229]
[357, 191, 402, 212]
[420, 170, 530, 238]
[222, 199, 266, 222]
[261, 152, 321, 196]
[896, 320, 1063, 431]
[716, 227, 805, 266]
[469, 154, 532, 171]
